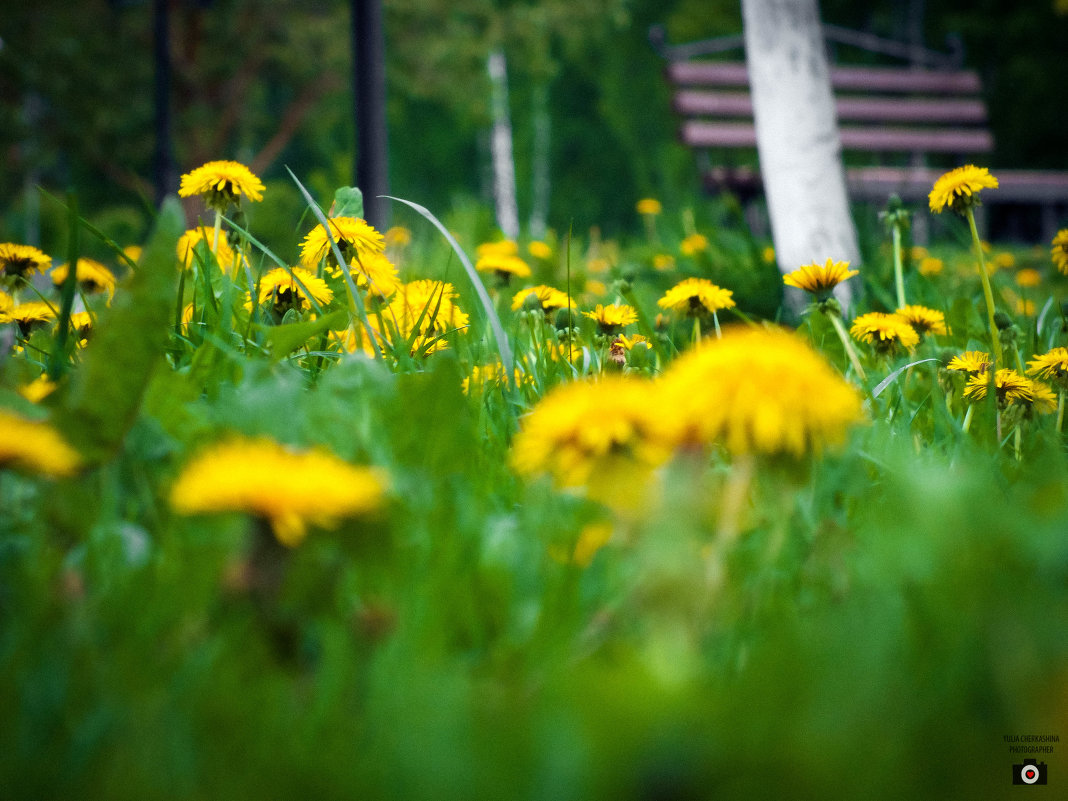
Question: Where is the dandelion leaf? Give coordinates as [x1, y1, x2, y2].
[59, 196, 184, 462]
[258, 309, 348, 362]
[331, 186, 364, 219]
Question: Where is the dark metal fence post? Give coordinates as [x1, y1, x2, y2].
[153, 0, 175, 206]
[352, 0, 390, 229]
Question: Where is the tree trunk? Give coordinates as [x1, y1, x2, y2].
[742, 0, 859, 308]
[487, 49, 520, 240]
[529, 81, 551, 240]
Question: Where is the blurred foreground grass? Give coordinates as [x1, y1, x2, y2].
[1, 180, 1067, 800]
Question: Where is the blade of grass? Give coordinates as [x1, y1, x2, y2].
[48, 192, 81, 380]
[285, 167, 382, 360]
[381, 194, 514, 385]
[872, 358, 938, 399]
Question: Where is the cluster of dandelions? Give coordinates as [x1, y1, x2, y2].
[173, 160, 471, 360]
[509, 325, 865, 509]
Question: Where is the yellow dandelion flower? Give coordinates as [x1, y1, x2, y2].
[928, 165, 998, 215]
[51, 259, 116, 297]
[918, 256, 944, 276]
[894, 305, 947, 337]
[783, 258, 859, 298]
[658, 326, 864, 457]
[18, 376, 58, 403]
[963, 368, 1033, 408]
[583, 303, 638, 333]
[615, 333, 649, 351]
[251, 267, 334, 315]
[1027, 347, 1068, 385]
[0, 290, 13, 319]
[348, 252, 401, 299]
[0, 243, 51, 280]
[1015, 297, 1036, 317]
[384, 225, 412, 249]
[528, 241, 553, 261]
[587, 257, 611, 274]
[387, 279, 470, 339]
[762, 246, 777, 265]
[475, 252, 531, 280]
[169, 437, 387, 547]
[461, 362, 527, 395]
[850, 312, 920, 353]
[8, 301, 57, 337]
[652, 253, 675, 272]
[1027, 379, 1059, 415]
[300, 217, 385, 269]
[679, 233, 709, 256]
[511, 284, 574, 313]
[657, 277, 735, 317]
[510, 375, 672, 490]
[1051, 229, 1068, 275]
[69, 311, 94, 343]
[476, 240, 519, 259]
[1015, 268, 1042, 288]
[541, 339, 586, 365]
[178, 160, 265, 210]
[584, 279, 607, 297]
[636, 198, 662, 216]
[910, 246, 929, 261]
[0, 409, 82, 477]
[947, 350, 992, 375]
[992, 252, 1015, 271]
[177, 226, 241, 273]
[329, 321, 388, 358]
[123, 245, 143, 265]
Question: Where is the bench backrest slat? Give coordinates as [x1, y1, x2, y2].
[675, 90, 988, 124]
[667, 61, 983, 95]
[681, 121, 994, 154]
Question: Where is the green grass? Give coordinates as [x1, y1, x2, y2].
[1, 179, 1066, 800]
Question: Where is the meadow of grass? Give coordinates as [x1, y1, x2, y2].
[1, 164, 1067, 800]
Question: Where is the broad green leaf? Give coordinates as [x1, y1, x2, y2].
[258, 309, 348, 362]
[58, 196, 184, 462]
[332, 186, 365, 219]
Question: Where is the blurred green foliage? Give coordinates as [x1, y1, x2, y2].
[4, 0, 1065, 253]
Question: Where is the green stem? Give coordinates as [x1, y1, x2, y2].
[892, 223, 906, 309]
[965, 207, 1003, 366]
[211, 211, 222, 256]
[962, 404, 974, 434]
[826, 310, 867, 382]
[1057, 391, 1064, 434]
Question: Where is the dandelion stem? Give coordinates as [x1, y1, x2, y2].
[706, 453, 755, 594]
[962, 404, 974, 434]
[211, 211, 222, 256]
[892, 223, 906, 309]
[826, 310, 867, 382]
[1057, 391, 1065, 434]
[965, 207, 1003, 366]
[712, 310, 722, 340]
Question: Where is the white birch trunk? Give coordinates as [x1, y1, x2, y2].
[742, 0, 859, 307]
[487, 49, 520, 240]
[529, 81, 551, 240]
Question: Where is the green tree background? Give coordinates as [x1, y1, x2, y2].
[1, 0, 1066, 252]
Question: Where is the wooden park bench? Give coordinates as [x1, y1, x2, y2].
[650, 24, 1068, 240]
